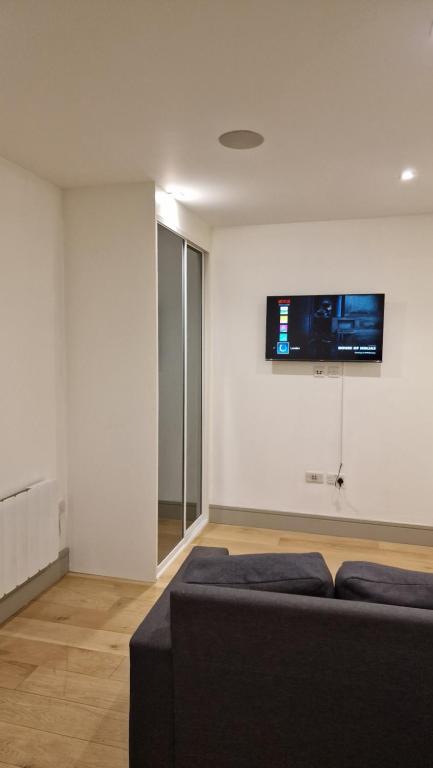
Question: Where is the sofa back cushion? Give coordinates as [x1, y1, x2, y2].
[182, 551, 334, 597]
[336, 561, 433, 609]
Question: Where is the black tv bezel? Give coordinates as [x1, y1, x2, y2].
[265, 292, 385, 363]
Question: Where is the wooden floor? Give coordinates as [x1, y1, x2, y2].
[1, 521, 433, 767]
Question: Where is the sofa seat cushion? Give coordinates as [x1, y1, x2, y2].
[336, 561, 433, 609]
[182, 551, 334, 597]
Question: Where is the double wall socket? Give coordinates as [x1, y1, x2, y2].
[313, 364, 342, 378]
[306, 471, 345, 486]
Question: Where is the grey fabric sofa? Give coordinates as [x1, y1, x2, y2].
[129, 545, 433, 768]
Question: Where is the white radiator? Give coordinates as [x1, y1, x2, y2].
[0, 480, 59, 598]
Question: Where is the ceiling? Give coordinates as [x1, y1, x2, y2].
[1, 0, 433, 227]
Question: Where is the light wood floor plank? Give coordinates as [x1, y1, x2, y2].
[110, 658, 129, 683]
[20, 599, 148, 635]
[0, 661, 35, 691]
[19, 667, 129, 714]
[38, 584, 122, 612]
[0, 636, 124, 679]
[0, 618, 129, 656]
[0, 688, 127, 749]
[39, 581, 159, 613]
[0, 721, 127, 768]
[197, 523, 283, 547]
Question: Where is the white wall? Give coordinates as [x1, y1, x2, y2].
[64, 182, 158, 580]
[0, 156, 66, 543]
[210, 215, 433, 527]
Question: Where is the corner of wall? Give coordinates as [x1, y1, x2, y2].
[63, 181, 158, 581]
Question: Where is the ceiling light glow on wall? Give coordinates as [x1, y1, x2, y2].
[218, 130, 264, 149]
[155, 188, 179, 229]
[400, 168, 417, 182]
[165, 186, 199, 202]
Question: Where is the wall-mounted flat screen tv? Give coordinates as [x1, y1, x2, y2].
[266, 293, 385, 362]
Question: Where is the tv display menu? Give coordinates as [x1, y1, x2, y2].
[266, 294, 385, 362]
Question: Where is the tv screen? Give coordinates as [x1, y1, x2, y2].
[266, 293, 385, 362]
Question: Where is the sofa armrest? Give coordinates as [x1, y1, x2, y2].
[129, 546, 229, 768]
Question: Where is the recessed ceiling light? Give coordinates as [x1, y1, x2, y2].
[400, 168, 417, 182]
[218, 130, 264, 150]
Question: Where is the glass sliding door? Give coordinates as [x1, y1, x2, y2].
[157, 226, 203, 564]
[157, 226, 184, 563]
[185, 245, 202, 528]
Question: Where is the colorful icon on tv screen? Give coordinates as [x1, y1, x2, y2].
[279, 306, 288, 313]
[277, 342, 289, 354]
[280, 324, 288, 332]
[279, 333, 288, 341]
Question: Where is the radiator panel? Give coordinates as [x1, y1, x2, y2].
[0, 480, 59, 598]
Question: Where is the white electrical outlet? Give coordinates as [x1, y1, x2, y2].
[313, 365, 326, 378]
[306, 471, 324, 484]
[327, 364, 342, 377]
[327, 473, 345, 486]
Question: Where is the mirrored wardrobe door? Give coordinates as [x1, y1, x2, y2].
[185, 245, 202, 529]
[157, 225, 184, 563]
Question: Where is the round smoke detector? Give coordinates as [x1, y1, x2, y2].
[218, 130, 264, 149]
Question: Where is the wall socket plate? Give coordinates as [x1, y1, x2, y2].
[306, 471, 325, 484]
[327, 472, 345, 486]
[313, 365, 326, 377]
[327, 364, 342, 377]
